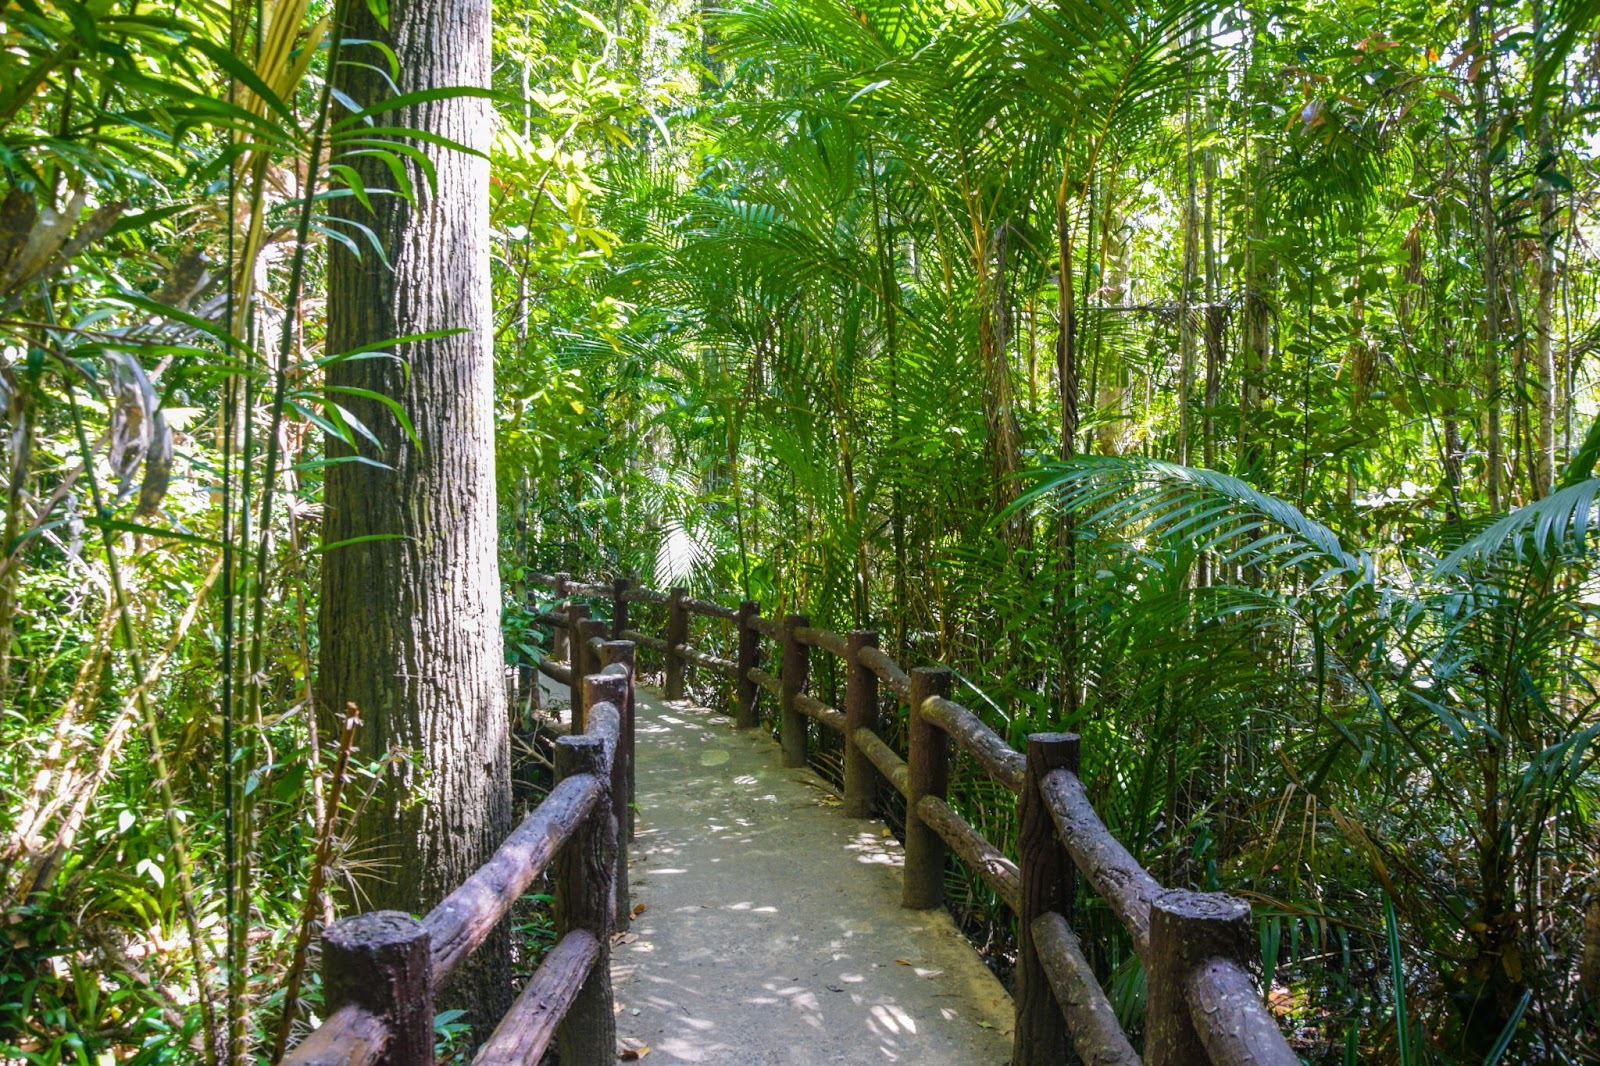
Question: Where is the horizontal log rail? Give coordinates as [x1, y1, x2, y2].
[794, 624, 849, 658]
[921, 694, 1025, 794]
[423, 771, 603, 984]
[537, 658, 572, 686]
[475, 930, 600, 1062]
[856, 644, 910, 700]
[1030, 911, 1140, 1065]
[747, 666, 782, 699]
[525, 572, 1298, 1066]
[683, 595, 737, 620]
[281, 639, 637, 1066]
[675, 643, 737, 677]
[916, 793, 1021, 911]
[618, 627, 668, 652]
[793, 691, 847, 733]
[853, 725, 910, 797]
[1040, 767, 1163, 956]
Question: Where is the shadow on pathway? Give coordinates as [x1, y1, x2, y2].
[611, 687, 1014, 1065]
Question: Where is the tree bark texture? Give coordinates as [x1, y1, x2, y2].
[321, 0, 511, 1026]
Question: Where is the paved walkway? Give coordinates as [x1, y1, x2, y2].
[607, 687, 1014, 1065]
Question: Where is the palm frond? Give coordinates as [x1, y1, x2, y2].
[1434, 478, 1600, 575]
[1013, 455, 1370, 587]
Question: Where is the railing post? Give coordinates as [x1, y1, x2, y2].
[585, 667, 632, 925]
[665, 587, 688, 700]
[779, 613, 810, 768]
[611, 575, 630, 639]
[843, 630, 879, 818]
[601, 641, 637, 842]
[564, 600, 589, 720]
[903, 665, 952, 910]
[553, 734, 617, 1066]
[1013, 733, 1080, 1066]
[1146, 889, 1254, 1066]
[321, 911, 433, 1066]
[552, 572, 571, 661]
[735, 600, 761, 729]
[575, 619, 607, 733]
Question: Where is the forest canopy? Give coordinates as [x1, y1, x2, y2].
[1, 0, 1599, 1061]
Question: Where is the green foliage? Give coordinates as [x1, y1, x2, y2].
[3, 0, 1598, 1058]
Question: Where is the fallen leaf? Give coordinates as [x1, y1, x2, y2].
[894, 959, 912, 966]
[613, 932, 639, 944]
[632, 903, 646, 917]
[977, 1021, 995, 1029]
[619, 1046, 651, 1060]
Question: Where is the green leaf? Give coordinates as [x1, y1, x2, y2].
[326, 385, 421, 449]
[327, 163, 374, 213]
[184, 34, 296, 125]
[329, 85, 508, 130]
[1482, 990, 1531, 1065]
[1385, 894, 1414, 1066]
[315, 533, 407, 554]
[81, 515, 222, 547]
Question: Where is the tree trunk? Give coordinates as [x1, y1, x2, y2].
[1239, 133, 1273, 489]
[322, 0, 512, 1028]
[1201, 95, 1221, 478]
[982, 218, 1023, 536]
[1177, 57, 1199, 466]
[1056, 188, 1080, 722]
[1471, 2, 1504, 510]
[1533, 0, 1560, 498]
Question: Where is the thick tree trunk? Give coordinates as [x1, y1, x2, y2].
[321, 0, 512, 1028]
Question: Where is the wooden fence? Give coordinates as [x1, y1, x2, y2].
[531, 571, 1299, 1066]
[281, 635, 637, 1066]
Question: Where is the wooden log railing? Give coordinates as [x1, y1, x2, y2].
[281, 643, 637, 1066]
[531, 572, 1299, 1066]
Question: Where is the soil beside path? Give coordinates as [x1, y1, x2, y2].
[608, 686, 1014, 1064]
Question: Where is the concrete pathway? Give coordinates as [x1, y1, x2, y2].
[609, 688, 1014, 1065]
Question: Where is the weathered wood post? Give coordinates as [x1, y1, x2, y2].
[610, 576, 630, 639]
[553, 734, 617, 1066]
[574, 618, 607, 733]
[585, 668, 632, 925]
[1146, 889, 1254, 1066]
[665, 586, 688, 700]
[600, 640, 636, 841]
[1013, 733, 1080, 1066]
[563, 600, 589, 720]
[552, 572, 571, 661]
[779, 613, 811, 768]
[843, 630, 879, 818]
[903, 666, 952, 909]
[321, 911, 433, 1066]
[735, 600, 761, 729]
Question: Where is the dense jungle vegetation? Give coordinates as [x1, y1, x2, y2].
[2, 0, 1599, 1061]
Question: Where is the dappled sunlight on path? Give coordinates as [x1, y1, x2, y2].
[611, 690, 1013, 1064]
